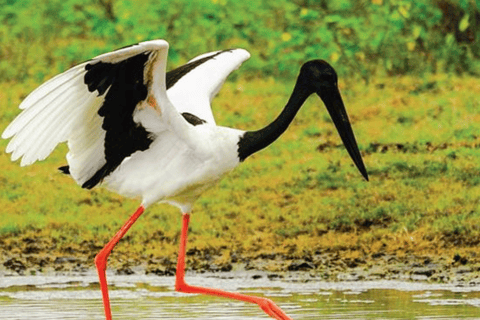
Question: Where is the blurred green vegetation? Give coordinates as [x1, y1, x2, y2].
[1, 0, 479, 83]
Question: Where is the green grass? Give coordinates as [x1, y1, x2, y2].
[1, 73, 480, 269]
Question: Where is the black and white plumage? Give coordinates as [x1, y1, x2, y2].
[3, 40, 251, 211]
[2, 39, 368, 320]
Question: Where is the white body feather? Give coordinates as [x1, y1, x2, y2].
[105, 125, 243, 211]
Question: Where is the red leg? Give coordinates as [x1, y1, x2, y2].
[175, 213, 293, 320]
[95, 205, 145, 320]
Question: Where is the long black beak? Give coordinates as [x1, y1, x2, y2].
[318, 86, 368, 181]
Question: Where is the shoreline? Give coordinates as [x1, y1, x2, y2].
[2, 250, 480, 286]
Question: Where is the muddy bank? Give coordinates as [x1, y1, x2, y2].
[2, 239, 480, 285]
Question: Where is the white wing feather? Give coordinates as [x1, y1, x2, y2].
[1, 40, 181, 186]
[4, 64, 89, 166]
[167, 49, 250, 125]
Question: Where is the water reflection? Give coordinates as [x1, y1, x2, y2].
[1, 273, 479, 319]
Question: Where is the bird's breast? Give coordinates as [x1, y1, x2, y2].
[102, 125, 243, 208]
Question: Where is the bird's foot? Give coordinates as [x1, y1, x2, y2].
[176, 281, 292, 320]
[257, 297, 293, 320]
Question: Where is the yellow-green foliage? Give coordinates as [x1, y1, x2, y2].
[1, 73, 480, 266]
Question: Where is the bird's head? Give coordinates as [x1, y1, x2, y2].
[298, 60, 368, 181]
[298, 60, 339, 92]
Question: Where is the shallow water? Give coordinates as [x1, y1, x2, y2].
[1, 272, 480, 319]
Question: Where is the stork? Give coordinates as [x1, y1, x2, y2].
[2, 40, 368, 320]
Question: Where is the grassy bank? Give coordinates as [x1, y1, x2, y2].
[1, 74, 480, 279]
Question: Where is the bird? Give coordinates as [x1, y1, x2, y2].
[2, 39, 368, 320]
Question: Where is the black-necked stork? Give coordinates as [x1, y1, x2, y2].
[2, 40, 368, 320]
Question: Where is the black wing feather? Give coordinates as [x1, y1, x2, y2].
[76, 49, 222, 189]
[82, 53, 153, 189]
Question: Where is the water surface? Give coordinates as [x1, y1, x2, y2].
[1, 272, 479, 319]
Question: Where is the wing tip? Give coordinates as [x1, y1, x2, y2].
[236, 48, 251, 61]
[187, 48, 250, 64]
[140, 39, 169, 49]
[2, 129, 13, 140]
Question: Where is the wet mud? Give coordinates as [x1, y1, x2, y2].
[1, 235, 479, 285]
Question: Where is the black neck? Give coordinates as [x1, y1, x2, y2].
[237, 82, 312, 161]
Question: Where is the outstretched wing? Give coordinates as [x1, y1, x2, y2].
[166, 49, 250, 125]
[2, 40, 189, 189]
